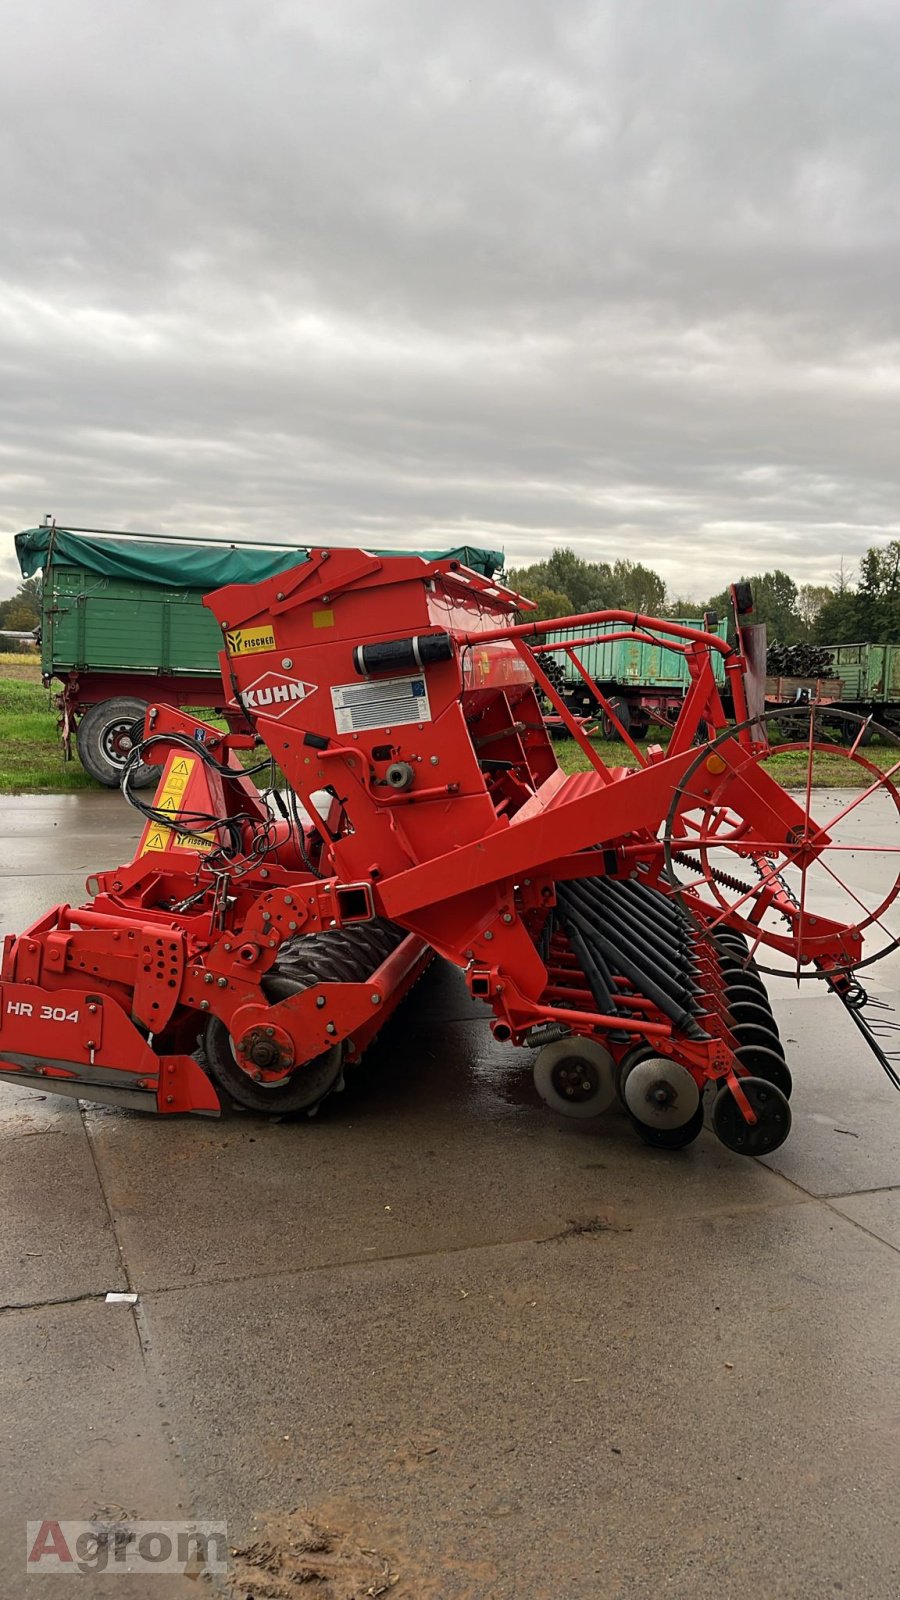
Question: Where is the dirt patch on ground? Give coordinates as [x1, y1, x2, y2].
[229, 1505, 498, 1600]
[230, 1511, 398, 1600]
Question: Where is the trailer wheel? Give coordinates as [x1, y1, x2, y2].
[599, 696, 631, 741]
[76, 697, 161, 789]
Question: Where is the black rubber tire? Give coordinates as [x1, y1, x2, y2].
[76, 697, 160, 789]
[716, 939, 756, 968]
[599, 696, 630, 741]
[629, 1101, 705, 1150]
[713, 1075, 792, 1156]
[834, 716, 873, 747]
[202, 975, 344, 1114]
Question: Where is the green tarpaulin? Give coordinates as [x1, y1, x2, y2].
[16, 527, 505, 589]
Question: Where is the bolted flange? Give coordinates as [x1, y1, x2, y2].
[235, 1023, 295, 1077]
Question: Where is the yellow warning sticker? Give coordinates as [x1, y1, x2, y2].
[140, 755, 199, 854]
[226, 624, 276, 656]
[312, 608, 335, 629]
[142, 824, 173, 853]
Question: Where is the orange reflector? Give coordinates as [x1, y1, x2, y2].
[705, 753, 727, 775]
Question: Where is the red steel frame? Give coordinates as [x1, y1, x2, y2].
[0, 550, 864, 1120]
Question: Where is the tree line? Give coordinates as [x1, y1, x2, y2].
[4, 537, 900, 644]
[508, 539, 900, 644]
[0, 575, 41, 631]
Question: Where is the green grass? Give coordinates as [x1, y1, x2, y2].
[552, 729, 898, 786]
[0, 679, 96, 794]
[0, 671, 895, 795]
[0, 677, 280, 795]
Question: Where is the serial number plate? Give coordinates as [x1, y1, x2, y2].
[331, 674, 431, 733]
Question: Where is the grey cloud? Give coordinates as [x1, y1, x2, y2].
[2, 0, 900, 601]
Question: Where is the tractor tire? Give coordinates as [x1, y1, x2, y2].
[76, 697, 160, 789]
[599, 697, 631, 741]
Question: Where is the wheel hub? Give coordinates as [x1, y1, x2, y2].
[235, 1024, 295, 1083]
[551, 1057, 599, 1102]
[103, 721, 136, 759]
[623, 1056, 701, 1130]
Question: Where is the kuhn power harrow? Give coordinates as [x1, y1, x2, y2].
[2, 550, 899, 1156]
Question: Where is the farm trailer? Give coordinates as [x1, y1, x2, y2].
[16, 524, 503, 787]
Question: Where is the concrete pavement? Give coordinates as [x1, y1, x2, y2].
[0, 791, 898, 1599]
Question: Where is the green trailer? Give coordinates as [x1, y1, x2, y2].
[16, 525, 504, 786]
[823, 642, 900, 720]
[543, 615, 731, 737]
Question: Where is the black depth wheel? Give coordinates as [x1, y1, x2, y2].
[713, 1076, 792, 1156]
[732, 1045, 793, 1099]
[731, 1021, 786, 1060]
[629, 1101, 705, 1150]
[726, 1000, 780, 1040]
[723, 982, 773, 1012]
[717, 956, 766, 992]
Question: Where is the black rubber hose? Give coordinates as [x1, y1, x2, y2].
[615, 875, 687, 932]
[556, 893, 706, 1038]
[594, 880, 698, 968]
[602, 877, 693, 944]
[576, 874, 691, 952]
[564, 880, 700, 996]
[555, 909, 618, 1017]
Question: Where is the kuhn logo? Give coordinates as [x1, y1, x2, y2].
[239, 672, 317, 719]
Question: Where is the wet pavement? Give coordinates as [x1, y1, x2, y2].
[1, 790, 899, 1599]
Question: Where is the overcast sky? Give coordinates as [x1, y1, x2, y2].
[1, 0, 899, 601]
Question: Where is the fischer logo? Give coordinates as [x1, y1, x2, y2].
[237, 673, 317, 720]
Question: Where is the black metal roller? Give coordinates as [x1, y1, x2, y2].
[203, 975, 344, 1114]
[729, 1021, 787, 1060]
[200, 918, 406, 1115]
[712, 1075, 792, 1156]
[629, 1100, 705, 1150]
[731, 1045, 793, 1099]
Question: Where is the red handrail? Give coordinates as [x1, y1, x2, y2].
[459, 608, 732, 655]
